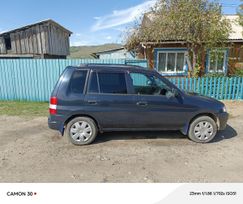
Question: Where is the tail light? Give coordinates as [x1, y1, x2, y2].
[49, 97, 57, 114]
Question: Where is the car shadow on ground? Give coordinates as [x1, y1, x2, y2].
[94, 125, 237, 144]
[211, 125, 238, 143]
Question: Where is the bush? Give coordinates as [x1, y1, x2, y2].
[204, 72, 225, 78]
[233, 68, 243, 77]
[192, 64, 201, 78]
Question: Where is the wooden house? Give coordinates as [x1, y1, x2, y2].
[0, 19, 72, 59]
[137, 14, 243, 76]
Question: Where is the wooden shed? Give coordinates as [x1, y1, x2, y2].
[0, 19, 72, 59]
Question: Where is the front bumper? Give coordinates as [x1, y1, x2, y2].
[216, 112, 229, 130]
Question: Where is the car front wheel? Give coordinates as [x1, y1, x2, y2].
[65, 117, 98, 145]
[188, 116, 217, 143]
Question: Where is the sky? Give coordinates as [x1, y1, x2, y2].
[0, 0, 241, 46]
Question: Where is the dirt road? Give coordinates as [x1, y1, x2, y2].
[0, 101, 242, 182]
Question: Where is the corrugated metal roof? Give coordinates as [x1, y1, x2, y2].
[224, 15, 243, 40]
[0, 19, 72, 36]
[93, 47, 125, 55]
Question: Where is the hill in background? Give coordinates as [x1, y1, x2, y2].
[68, 43, 122, 59]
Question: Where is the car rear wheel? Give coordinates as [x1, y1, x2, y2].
[65, 117, 97, 145]
[188, 116, 217, 143]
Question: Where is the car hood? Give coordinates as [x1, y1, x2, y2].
[183, 91, 224, 109]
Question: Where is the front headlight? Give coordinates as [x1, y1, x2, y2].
[222, 106, 227, 113]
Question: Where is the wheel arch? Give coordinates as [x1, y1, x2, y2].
[64, 114, 101, 133]
[181, 112, 218, 135]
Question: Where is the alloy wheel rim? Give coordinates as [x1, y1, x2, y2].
[70, 121, 92, 142]
[194, 121, 214, 141]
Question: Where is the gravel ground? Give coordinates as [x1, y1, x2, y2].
[0, 101, 242, 183]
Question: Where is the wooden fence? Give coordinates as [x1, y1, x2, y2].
[168, 77, 243, 100]
[0, 59, 242, 101]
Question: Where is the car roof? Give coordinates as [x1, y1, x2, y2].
[68, 64, 153, 73]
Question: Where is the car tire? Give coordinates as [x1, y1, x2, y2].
[188, 116, 217, 143]
[65, 117, 98, 145]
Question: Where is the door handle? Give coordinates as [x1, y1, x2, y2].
[136, 101, 148, 106]
[88, 100, 97, 105]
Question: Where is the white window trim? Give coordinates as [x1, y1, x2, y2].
[208, 49, 227, 73]
[156, 50, 187, 74]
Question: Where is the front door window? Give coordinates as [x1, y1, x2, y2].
[129, 72, 171, 96]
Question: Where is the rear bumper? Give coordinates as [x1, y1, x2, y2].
[48, 115, 64, 134]
[217, 112, 229, 130]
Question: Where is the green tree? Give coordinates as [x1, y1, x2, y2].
[126, 0, 231, 73]
[238, 0, 243, 26]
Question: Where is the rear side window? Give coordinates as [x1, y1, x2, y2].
[98, 72, 127, 94]
[69, 70, 87, 94]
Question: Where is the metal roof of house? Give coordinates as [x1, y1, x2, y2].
[0, 19, 72, 36]
[225, 15, 243, 40]
[93, 47, 125, 55]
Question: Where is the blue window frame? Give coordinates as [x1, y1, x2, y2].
[206, 48, 229, 74]
[154, 48, 189, 76]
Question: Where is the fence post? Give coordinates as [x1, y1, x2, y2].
[205, 77, 208, 96]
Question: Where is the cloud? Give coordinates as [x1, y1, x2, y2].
[91, 0, 156, 31]
[105, 35, 112, 40]
[70, 32, 119, 46]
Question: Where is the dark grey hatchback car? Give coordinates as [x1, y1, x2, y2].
[48, 64, 228, 145]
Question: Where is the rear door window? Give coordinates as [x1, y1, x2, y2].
[69, 70, 87, 94]
[97, 72, 127, 94]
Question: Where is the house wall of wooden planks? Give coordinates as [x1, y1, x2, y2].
[0, 20, 72, 59]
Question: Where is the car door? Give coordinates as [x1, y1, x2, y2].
[84, 69, 138, 130]
[128, 71, 193, 130]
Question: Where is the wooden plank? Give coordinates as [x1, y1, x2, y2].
[15, 32, 21, 54]
[36, 25, 42, 54]
[45, 27, 50, 54]
[20, 30, 26, 54]
[201, 77, 204, 95]
[0, 37, 7, 54]
[209, 77, 212, 97]
[28, 29, 33, 54]
[225, 77, 229, 99]
[213, 78, 216, 98]
[205, 77, 208, 96]
[10, 33, 17, 53]
[236, 77, 241, 99]
[232, 77, 237, 100]
[32, 27, 37, 54]
[40, 25, 46, 54]
[25, 29, 30, 54]
[47, 25, 52, 54]
[240, 78, 243, 100]
[228, 78, 233, 100]
[217, 77, 220, 100]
